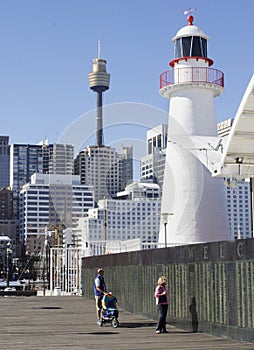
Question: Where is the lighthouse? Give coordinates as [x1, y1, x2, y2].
[158, 15, 230, 246]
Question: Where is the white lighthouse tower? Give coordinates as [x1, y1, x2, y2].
[158, 15, 230, 246]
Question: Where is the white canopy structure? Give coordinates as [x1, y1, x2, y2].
[168, 74, 254, 180]
[213, 74, 254, 178]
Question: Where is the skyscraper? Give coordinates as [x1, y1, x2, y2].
[10, 143, 44, 219]
[20, 173, 94, 254]
[0, 187, 13, 220]
[0, 187, 18, 255]
[10, 142, 74, 245]
[119, 145, 133, 188]
[74, 145, 126, 203]
[141, 124, 167, 190]
[43, 143, 74, 175]
[0, 136, 10, 188]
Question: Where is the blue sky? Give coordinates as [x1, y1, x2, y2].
[0, 0, 254, 154]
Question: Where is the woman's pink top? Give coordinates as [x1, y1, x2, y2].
[154, 284, 169, 305]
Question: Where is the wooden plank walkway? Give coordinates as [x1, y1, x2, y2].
[0, 296, 254, 350]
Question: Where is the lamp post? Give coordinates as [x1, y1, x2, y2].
[103, 197, 107, 254]
[161, 213, 174, 248]
[66, 243, 74, 294]
[6, 242, 12, 288]
[43, 229, 50, 296]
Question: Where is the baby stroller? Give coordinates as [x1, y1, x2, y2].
[100, 292, 119, 328]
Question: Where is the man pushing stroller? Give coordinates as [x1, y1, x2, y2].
[94, 268, 119, 327]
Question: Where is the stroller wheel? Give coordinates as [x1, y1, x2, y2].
[111, 318, 119, 328]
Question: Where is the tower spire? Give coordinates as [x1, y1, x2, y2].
[89, 42, 110, 147]
[98, 40, 101, 59]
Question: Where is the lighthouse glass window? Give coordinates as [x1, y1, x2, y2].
[175, 36, 207, 58]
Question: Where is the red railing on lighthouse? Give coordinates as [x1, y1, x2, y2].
[160, 67, 224, 89]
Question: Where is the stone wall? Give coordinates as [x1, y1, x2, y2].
[81, 238, 254, 342]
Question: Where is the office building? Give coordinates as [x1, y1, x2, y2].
[0, 186, 13, 220]
[42, 143, 74, 175]
[10, 142, 74, 228]
[19, 173, 94, 254]
[10, 142, 74, 193]
[224, 179, 252, 239]
[79, 182, 161, 255]
[120, 145, 133, 188]
[0, 187, 17, 254]
[10, 143, 44, 220]
[141, 124, 167, 190]
[0, 136, 10, 188]
[74, 145, 131, 203]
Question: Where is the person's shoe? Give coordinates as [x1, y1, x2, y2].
[97, 320, 102, 326]
[161, 330, 169, 333]
[155, 330, 161, 334]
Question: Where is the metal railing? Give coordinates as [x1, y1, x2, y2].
[160, 67, 224, 89]
[47, 242, 189, 295]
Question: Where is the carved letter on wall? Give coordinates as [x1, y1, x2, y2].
[237, 242, 244, 258]
[218, 244, 224, 259]
[203, 246, 208, 260]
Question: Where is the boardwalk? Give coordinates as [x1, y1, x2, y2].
[0, 296, 254, 350]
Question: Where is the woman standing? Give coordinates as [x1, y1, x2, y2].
[154, 276, 169, 334]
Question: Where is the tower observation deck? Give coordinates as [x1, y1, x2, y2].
[89, 42, 110, 147]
